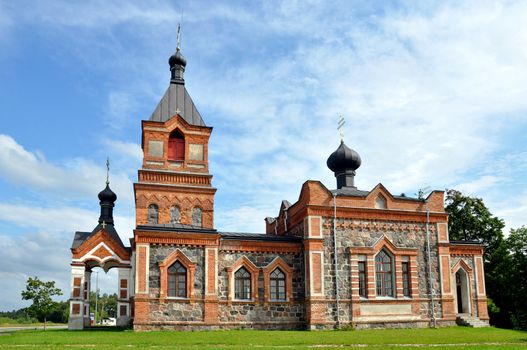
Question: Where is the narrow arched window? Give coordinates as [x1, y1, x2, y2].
[148, 204, 158, 224]
[375, 249, 394, 297]
[375, 195, 387, 209]
[270, 268, 286, 301]
[168, 130, 185, 161]
[170, 205, 181, 224]
[235, 267, 251, 300]
[192, 207, 202, 227]
[168, 261, 187, 298]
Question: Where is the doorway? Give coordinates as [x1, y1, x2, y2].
[455, 269, 470, 314]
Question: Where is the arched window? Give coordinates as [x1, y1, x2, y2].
[375, 195, 387, 209]
[375, 249, 394, 297]
[235, 267, 251, 300]
[170, 205, 181, 224]
[167, 261, 187, 298]
[168, 130, 185, 161]
[148, 204, 158, 224]
[192, 207, 202, 227]
[269, 268, 286, 301]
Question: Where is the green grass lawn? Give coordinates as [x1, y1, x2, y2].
[0, 326, 526, 350]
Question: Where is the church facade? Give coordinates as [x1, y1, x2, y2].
[68, 46, 489, 330]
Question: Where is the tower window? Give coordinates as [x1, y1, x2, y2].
[168, 130, 185, 161]
[192, 207, 202, 227]
[170, 205, 181, 224]
[148, 204, 159, 224]
[375, 249, 394, 297]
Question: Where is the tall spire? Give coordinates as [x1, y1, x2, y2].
[169, 22, 187, 84]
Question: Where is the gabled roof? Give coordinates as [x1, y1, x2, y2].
[71, 223, 126, 250]
[150, 83, 205, 126]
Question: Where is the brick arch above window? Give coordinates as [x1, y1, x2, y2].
[262, 257, 294, 302]
[452, 259, 473, 277]
[349, 236, 419, 300]
[159, 249, 196, 300]
[227, 256, 259, 302]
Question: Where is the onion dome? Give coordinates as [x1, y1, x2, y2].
[327, 141, 362, 189]
[169, 48, 187, 68]
[98, 183, 117, 225]
[98, 184, 117, 203]
[169, 48, 186, 83]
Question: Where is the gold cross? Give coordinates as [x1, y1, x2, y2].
[101, 221, 107, 229]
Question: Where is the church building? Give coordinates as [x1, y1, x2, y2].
[68, 44, 489, 330]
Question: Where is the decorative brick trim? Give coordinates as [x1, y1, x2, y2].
[158, 248, 196, 300]
[452, 259, 473, 276]
[134, 231, 220, 246]
[349, 236, 418, 300]
[220, 240, 301, 254]
[72, 229, 130, 261]
[227, 256, 259, 302]
[309, 251, 324, 296]
[135, 244, 149, 295]
[449, 244, 484, 256]
[262, 257, 294, 302]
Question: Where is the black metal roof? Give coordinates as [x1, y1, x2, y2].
[220, 232, 302, 242]
[450, 239, 483, 245]
[150, 83, 205, 126]
[331, 187, 422, 201]
[331, 187, 370, 197]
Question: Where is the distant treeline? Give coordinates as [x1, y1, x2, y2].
[0, 301, 69, 324]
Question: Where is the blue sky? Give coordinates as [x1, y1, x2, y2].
[1, 0, 526, 311]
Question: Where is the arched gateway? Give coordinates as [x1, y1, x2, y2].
[68, 180, 133, 330]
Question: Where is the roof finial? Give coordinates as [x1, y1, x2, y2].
[106, 157, 110, 185]
[176, 23, 181, 51]
[337, 114, 346, 142]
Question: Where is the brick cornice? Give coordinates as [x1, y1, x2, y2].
[220, 240, 301, 254]
[449, 244, 484, 256]
[305, 205, 448, 223]
[134, 230, 220, 246]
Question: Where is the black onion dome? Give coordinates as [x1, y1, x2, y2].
[98, 184, 117, 203]
[169, 49, 187, 69]
[327, 141, 361, 173]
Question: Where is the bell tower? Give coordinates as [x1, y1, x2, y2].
[133, 43, 216, 229]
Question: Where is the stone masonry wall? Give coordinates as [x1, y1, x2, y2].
[146, 245, 205, 323]
[217, 250, 305, 328]
[321, 217, 442, 326]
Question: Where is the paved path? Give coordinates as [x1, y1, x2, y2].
[0, 325, 67, 333]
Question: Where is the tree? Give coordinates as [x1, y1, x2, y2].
[445, 189, 505, 261]
[21, 277, 63, 330]
[503, 226, 527, 329]
[445, 190, 508, 327]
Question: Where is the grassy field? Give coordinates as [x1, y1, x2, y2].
[0, 326, 526, 349]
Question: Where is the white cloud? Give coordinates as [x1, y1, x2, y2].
[0, 134, 135, 204]
[0, 230, 121, 311]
